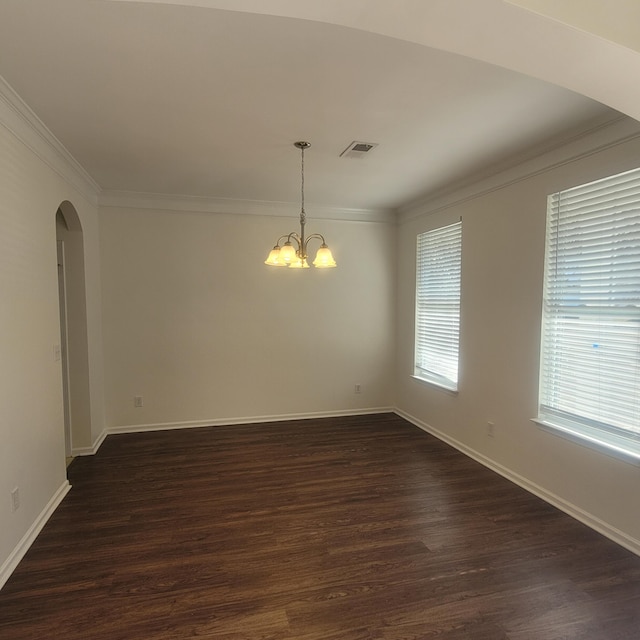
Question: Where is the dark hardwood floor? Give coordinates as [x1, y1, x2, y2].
[1, 413, 639, 639]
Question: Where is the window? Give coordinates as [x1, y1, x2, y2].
[538, 167, 640, 460]
[415, 221, 462, 391]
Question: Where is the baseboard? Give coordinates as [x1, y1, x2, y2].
[394, 408, 640, 558]
[0, 480, 71, 591]
[107, 407, 395, 435]
[71, 429, 108, 457]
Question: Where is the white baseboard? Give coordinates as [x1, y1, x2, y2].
[71, 429, 107, 457]
[107, 407, 395, 435]
[394, 408, 640, 558]
[0, 480, 71, 591]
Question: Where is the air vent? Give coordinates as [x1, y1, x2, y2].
[340, 141, 379, 159]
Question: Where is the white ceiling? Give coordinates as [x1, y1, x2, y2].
[0, 0, 636, 213]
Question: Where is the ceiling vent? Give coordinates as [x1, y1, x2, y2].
[340, 141, 379, 159]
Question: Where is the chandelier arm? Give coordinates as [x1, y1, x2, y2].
[303, 233, 327, 254]
[286, 232, 302, 246]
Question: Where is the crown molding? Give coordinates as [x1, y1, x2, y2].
[98, 190, 394, 224]
[0, 75, 100, 206]
[0, 72, 391, 224]
[397, 114, 640, 224]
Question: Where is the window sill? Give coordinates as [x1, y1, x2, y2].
[532, 418, 640, 466]
[411, 375, 458, 395]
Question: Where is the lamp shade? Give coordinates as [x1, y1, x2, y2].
[265, 246, 285, 266]
[279, 242, 297, 264]
[312, 245, 337, 268]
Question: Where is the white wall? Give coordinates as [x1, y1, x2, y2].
[0, 99, 104, 586]
[396, 118, 640, 554]
[100, 206, 396, 429]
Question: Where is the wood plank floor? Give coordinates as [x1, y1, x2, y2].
[1, 413, 639, 639]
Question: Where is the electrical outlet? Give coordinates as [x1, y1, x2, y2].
[354, 384, 362, 394]
[487, 421, 495, 438]
[134, 396, 144, 408]
[11, 487, 20, 512]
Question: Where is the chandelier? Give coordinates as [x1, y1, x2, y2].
[264, 141, 337, 269]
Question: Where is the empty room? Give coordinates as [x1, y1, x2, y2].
[1, 2, 639, 638]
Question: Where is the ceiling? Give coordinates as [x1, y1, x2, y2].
[0, 0, 637, 214]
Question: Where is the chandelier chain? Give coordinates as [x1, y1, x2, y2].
[300, 143, 306, 225]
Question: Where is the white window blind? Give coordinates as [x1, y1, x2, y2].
[415, 221, 462, 391]
[539, 167, 640, 456]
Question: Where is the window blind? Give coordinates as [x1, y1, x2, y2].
[539, 167, 640, 452]
[415, 221, 462, 390]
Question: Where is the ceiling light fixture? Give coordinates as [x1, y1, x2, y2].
[264, 142, 337, 269]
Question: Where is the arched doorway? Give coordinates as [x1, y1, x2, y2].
[55, 202, 91, 464]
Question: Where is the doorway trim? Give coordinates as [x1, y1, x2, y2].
[55, 201, 92, 461]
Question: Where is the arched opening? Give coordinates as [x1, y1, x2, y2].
[55, 201, 91, 465]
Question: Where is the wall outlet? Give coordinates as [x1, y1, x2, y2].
[487, 421, 495, 438]
[53, 344, 61, 362]
[11, 487, 20, 512]
[134, 396, 144, 408]
[354, 384, 362, 394]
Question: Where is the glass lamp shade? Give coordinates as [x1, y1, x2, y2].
[312, 245, 337, 268]
[265, 246, 286, 266]
[289, 257, 310, 269]
[279, 242, 297, 264]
